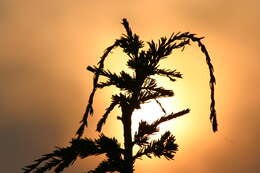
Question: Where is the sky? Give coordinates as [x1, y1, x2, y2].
[1, 0, 260, 172]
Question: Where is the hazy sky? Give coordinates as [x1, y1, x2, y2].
[1, 0, 260, 172]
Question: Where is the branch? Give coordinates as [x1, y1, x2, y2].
[146, 33, 191, 65]
[96, 95, 120, 132]
[138, 87, 174, 106]
[23, 135, 123, 173]
[155, 68, 183, 82]
[134, 131, 178, 160]
[88, 66, 138, 92]
[134, 109, 190, 146]
[174, 33, 217, 132]
[87, 159, 124, 173]
[153, 109, 190, 127]
[76, 41, 120, 139]
[120, 18, 144, 57]
[154, 99, 166, 114]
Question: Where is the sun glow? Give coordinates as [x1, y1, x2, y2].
[132, 97, 182, 139]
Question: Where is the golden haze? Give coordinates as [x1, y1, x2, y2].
[1, 0, 260, 172]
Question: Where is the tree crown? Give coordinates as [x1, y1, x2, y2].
[23, 18, 217, 173]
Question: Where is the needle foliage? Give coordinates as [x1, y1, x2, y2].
[23, 18, 217, 173]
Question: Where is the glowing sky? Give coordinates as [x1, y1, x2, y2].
[1, 0, 260, 172]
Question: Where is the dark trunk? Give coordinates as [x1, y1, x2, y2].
[122, 108, 134, 173]
[121, 74, 145, 173]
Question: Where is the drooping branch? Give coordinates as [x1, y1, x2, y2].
[194, 37, 217, 132]
[76, 41, 120, 139]
[167, 32, 217, 132]
[146, 31, 217, 132]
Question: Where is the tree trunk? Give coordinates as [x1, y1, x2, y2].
[121, 72, 145, 173]
[122, 109, 134, 173]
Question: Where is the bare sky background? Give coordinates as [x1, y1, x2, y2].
[1, 0, 260, 172]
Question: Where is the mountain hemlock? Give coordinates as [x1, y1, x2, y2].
[23, 18, 217, 173]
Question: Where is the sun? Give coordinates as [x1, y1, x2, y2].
[131, 97, 181, 139]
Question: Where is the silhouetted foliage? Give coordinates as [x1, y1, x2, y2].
[23, 18, 217, 173]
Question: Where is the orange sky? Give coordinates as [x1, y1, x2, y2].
[1, 0, 260, 172]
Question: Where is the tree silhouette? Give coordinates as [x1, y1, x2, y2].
[23, 18, 217, 173]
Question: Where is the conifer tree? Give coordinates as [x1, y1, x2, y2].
[23, 18, 217, 173]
